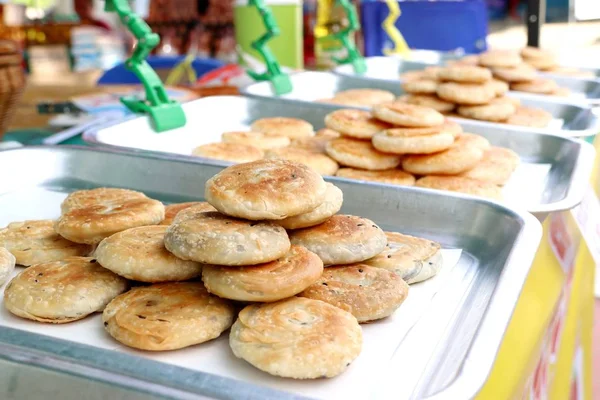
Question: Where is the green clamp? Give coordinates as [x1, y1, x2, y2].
[321, 0, 366, 74]
[105, 0, 186, 132]
[247, 0, 292, 95]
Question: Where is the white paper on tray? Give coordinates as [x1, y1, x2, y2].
[503, 162, 552, 208]
[94, 119, 251, 155]
[548, 118, 565, 130]
[0, 188, 463, 400]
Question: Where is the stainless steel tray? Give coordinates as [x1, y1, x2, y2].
[333, 56, 600, 106]
[240, 71, 600, 137]
[380, 50, 600, 80]
[0, 146, 541, 400]
[83, 95, 596, 221]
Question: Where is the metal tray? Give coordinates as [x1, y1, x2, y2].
[0, 146, 541, 400]
[333, 56, 600, 106]
[380, 50, 600, 81]
[83, 95, 596, 221]
[240, 71, 600, 137]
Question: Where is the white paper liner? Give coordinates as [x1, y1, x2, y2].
[0, 188, 464, 399]
[503, 162, 552, 208]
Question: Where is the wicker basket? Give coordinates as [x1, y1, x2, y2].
[0, 41, 25, 140]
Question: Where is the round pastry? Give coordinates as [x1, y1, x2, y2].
[324, 109, 391, 139]
[452, 55, 480, 65]
[511, 79, 559, 94]
[192, 142, 264, 163]
[0, 247, 15, 286]
[523, 55, 558, 70]
[398, 94, 456, 113]
[299, 264, 409, 322]
[55, 197, 165, 245]
[491, 64, 537, 82]
[325, 137, 401, 171]
[491, 96, 521, 108]
[505, 106, 553, 128]
[489, 79, 510, 96]
[370, 124, 441, 137]
[457, 102, 516, 122]
[289, 215, 387, 265]
[171, 202, 218, 224]
[478, 50, 522, 68]
[95, 226, 203, 282]
[455, 133, 491, 151]
[251, 117, 314, 138]
[229, 297, 362, 379]
[372, 129, 455, 155]
[436, 82, 496, 105]
[61, 188, 147, 214]
[202, 245, 323, 302]
[399, 70, 429, 82]
[521, 46, 555, 60]
[415, 175, 503, 200]
[441, 119, 464, 136]
[401, 79, 438, 94]
[334, 88, 395, 106]
[437, 65, 492, 83]
[290, 135, 335, 154]
[165, 211, 290, 266]
[316, 128, 341, 138]
[551, 87, 572, 97]
[0, 220, 91, 266]
[205, 159, 327, 220]
[265, 147, 339, 176]
[317, 97, 365, 107]
[335, 168, 415, 186]
[103, 282, 235, 351]
[543, 66, 595, 78]
[423, 66, 444, 79]
[402, 142, 484, 175]
[221, 131, 290, 150]
[4, 257, 128, 323]
[459, 146, 520, 185]
[161, 202, 216, 225]
[278, 183, 343, 230]
[372, 102, 445, 127]
[363, 232, 443, 284]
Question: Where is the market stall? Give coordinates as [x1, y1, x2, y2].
[0, 1, 598, 399]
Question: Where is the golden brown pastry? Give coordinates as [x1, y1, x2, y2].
[205, 159, 327, 220]
[202, 245, 323, 302]
[4, 257, 128, 323]
[103, 282, 235, 351]
[229, 297, 362, 378]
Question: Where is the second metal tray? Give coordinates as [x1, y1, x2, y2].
[83, 95, 596, 221]
[333, 56, 600, 106]
[377, 49, 600, 81]
[240, 71, 600, 137]
[0, 146, 541, 400]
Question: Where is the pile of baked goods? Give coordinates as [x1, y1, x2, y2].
[0, 158, 445, 380]
[317, 88, 396, 108]
[326, 104, 518, 200]
[446, 48, 574, 99]
[191, 101, 518, 200]
[192, 117, 341, 176]
[398, 63, 554, 128]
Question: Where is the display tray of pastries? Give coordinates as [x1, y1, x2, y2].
[83, 95, 594, 221]
[0, 146, 540, 399]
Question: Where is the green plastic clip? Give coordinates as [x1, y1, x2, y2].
[321, 0, 366, 74]
[246, 0, 293, 95]
[105, 0, 186, 132]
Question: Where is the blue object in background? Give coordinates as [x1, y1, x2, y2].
[360, 0, 489, 56]
[486, 0, 508, 20]
[97, 56, 225, 85]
